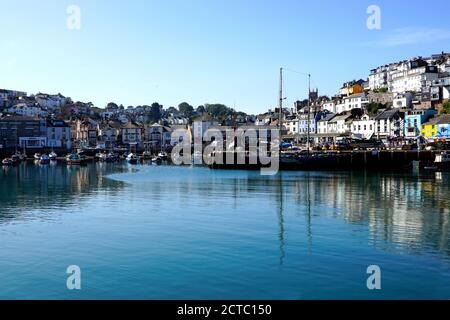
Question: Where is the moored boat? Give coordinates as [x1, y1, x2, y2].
[49, 151, 57, 161]
[2, 158, 14, 166]
[40, 154, 50, 165]
[66, 153, 88, 166]
[142, 151, 152, 160]
[126, 153, 139, 164]
[158, 151, 168, 161]
[34, 153, 41, 160]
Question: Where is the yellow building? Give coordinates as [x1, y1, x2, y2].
[421, 121, 437, 139]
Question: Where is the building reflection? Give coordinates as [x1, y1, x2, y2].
[0, 163, 126, 222]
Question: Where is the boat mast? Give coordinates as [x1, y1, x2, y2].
[279, 67, 283, 130]
[307, 73, 311, 154]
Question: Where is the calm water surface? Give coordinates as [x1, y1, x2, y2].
[0, 162, 449, 299]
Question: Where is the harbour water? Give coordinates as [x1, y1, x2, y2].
[0, 162, 449, 299]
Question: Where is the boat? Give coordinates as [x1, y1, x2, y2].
[158, 151, 168, 161]
[126, 153, 139, 164]
[34, 153, 41, 160]
[11, 154, 21, 165]
[66, 153, 88, 166]
[40, 154, 50, 165]
[142, 151, 153, 160]
[152, 156, 162, 164]
[434, 152, 450, 170]
[2, 158, 14, 166]
[99, 152, 118, 163]
[49, 151, 57, 161]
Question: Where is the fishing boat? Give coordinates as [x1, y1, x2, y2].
[49, 151, 57, 161]
[99, 152, 118, 163]
[40, 154, 50, 165]
[126, 153, 139, 165]
[66, 153, 88, 166]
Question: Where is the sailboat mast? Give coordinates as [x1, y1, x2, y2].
[279, 67, 283, 129]
[307, 73, 311, 153]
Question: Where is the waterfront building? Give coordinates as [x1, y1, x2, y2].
[374, 109, 405, 142]
[351, 114, 375, 140]
[120, 121, 143, 149]
[328, 114, 352, 135]
[98, 122, 120, 149]
[47, 120, 72, 150]
[316, 113, 336, 134]
[192, 114, 219, 142]
[0, 115, 47, 149]
[404, 108, 438, 138]
[75, 119, 98, 148]
[421, 114, 450, 139]
[144, 123, 172, 149]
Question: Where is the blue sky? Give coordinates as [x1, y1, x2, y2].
[1, 0, 450, 114]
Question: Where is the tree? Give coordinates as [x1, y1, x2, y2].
[440, 102, 450, 114]
[107, 102, 118, 110]
[196, 105, 206, 114]
[366, 102, 386, 116]
[149, 102, 162, 122]
[205, 104, 233, 119]
[178, 102, 194, 117]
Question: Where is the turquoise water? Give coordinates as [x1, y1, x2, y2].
[0, 162, 449, 299]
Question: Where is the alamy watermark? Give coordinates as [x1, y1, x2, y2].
[66, 265, 81, 290]
[367, 5, 381, 30]
[366, 265, 381, 290]
[67, 5, 81, 30]
[170, 125, 280, 175]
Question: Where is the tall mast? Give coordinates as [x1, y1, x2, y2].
[279, 67, 283, 129]
[307, 73, 311, 153]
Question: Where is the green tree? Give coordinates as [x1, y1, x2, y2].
[205, 104, 233, 119]
[178, 102, 194, 117]
[196, 105, 206, 114]
[149, 102, 162, 122]
[440, 102, 450, 114]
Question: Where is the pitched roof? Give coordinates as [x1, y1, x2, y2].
[423, 114, 450, 125]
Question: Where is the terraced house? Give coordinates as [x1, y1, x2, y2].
[421, 114, 450, 139]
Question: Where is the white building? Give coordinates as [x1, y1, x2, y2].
[390, 59, 438, 94]
[343, 93, 369, 112]
[317, 113, 336, 134]
[393, 93, 413, 109]
[374, 109, 404, 141]
[47, 120, 72, 150]
[351, 114, 375, 140]
[7, 103, 47, 117]
[35, 93, 67, 111]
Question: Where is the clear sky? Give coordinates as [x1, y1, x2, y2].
[1, 0, 450, 114]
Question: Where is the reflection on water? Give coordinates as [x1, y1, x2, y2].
[0, 163, 127, 222]
[0, 163, 449, 299]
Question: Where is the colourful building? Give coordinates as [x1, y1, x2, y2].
[421, 114, 450, 139]
[404, 108, 438, 138]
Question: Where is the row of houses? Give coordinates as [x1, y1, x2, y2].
[285, 107, 445, 145]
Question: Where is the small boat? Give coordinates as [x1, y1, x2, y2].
[126, 153, 139, 164]
[66, 153, 88, 166]
[2, 158, 14, 166]
[49, 151, 57, 161]
[40, 154, 50, 165]
[158, 151, 168, 161]
[152, 156, 162, 164]
[34, 153, 41, 160]
[434, 152, 450, 171]
[11, 154, 21, 165]
[142, 151, 152, 160]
